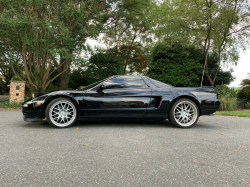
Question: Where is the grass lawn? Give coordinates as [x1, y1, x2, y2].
[215, 110, 250, 118]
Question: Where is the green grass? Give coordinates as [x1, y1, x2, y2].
[0, 100, 22, 109]
[215, 110, 250, 118]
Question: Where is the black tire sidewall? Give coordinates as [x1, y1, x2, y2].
[169, 98, 199, 128]
[45, 97, 77, 128]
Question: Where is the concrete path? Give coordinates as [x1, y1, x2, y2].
[0, 95, 9, 101]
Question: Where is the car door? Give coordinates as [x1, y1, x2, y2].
[82, 76, 152, 118]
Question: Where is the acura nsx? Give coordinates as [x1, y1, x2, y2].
[22, 75, 220, 128]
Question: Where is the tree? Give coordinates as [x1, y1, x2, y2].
[85, 52, 124, 84]
[69, 68, 89, 89]
[239, 73, 250, 102]
[147, 42, 203, 87]
[108, 44, 149, 74]
[102, 0, 152, 74]
[202, 54, 236, 86]
[0, 44, 22, 93]
[153, 0, 250, 86]
[0, 0, 108, 91]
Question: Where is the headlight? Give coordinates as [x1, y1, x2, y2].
[23, 103, 28, 107]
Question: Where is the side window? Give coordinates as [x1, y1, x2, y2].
[103, 76, 146, 89]
[147, 78, 172, 88]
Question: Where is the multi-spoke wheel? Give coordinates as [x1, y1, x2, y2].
[45, 98, 77, 128]
[169, 98, 199, 128]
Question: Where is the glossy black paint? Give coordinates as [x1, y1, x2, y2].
[22, 75, 220, 122]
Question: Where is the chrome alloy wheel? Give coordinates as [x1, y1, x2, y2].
[173, 101, 198, 127]
[49, 100, 76, 127]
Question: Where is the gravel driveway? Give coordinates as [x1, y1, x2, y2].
[0, 109, 249, 187]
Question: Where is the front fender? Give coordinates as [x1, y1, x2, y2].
[40, 94, 81, 119]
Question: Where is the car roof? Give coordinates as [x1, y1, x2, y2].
[112, 75, 141, 78]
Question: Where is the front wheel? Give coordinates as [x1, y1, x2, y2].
[169, 98, 199, 128]
[45, 97, 77, 128]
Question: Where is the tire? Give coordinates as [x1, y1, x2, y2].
[45, 97, 77, 128]
[169, 98, 199, 128]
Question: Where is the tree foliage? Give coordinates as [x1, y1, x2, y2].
[85, 52, 124, 84]
[147, 42, 203, 87]
[0, 0, 108, 91]
[108, 44, 149, 74]
[0, 44, 22, 94]
[152, 0, 250, 86]
[69, 69, 88, 89]
[202, 54, 236, 86]
[239, 73, 250, 102]
[147, 41, 235, 87]
[103, 0, 152, 74]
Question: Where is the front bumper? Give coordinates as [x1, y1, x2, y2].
[22, 106, 43, 122]
[22, 95, 48, 122]
[23, 115, 42, 122]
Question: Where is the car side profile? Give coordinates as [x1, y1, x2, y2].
[22, 75, 220, 128]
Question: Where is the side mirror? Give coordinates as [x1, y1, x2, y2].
[97, 85, 105, 92]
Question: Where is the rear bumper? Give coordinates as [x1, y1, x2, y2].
[201, 109, 217, 115]
[200, 100, 220, 116]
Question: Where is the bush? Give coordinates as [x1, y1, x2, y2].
[215, 85, 238, 111]
[245, 102, 250, 109]
[238, 74, 250, 102]
[215, 85, 237, 98]
[0, 79, 9, 95]
[238, 87, 250, 103]
[219, 96, 237, 111]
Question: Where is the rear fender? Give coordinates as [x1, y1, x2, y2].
[169, 94, 201, 116]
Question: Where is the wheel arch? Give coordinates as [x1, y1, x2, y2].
[42, 95, 79, 119]
[168, 95, 201, 117]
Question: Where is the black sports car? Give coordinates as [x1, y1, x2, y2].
[22, 75, 220, 128]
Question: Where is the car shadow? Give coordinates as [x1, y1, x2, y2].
[21, 119, 217, 129]
[73, 120, 174, 128]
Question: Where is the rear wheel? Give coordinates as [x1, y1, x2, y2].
[169, 98, 199, 128]
[45, 97, 77, 128]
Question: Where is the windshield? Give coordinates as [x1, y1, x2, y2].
[79, 80, 104, 91]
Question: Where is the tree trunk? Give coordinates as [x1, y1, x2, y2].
[59, 60, 71, 88]
[60, 68, 70, 88]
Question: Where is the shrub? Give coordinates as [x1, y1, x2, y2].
[245, 102, 250, 109]
[219, 96, 237, 111]
[215, 85, 238, 111]
[229, 88, 239, 98]
[215, 85, 237, 98]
